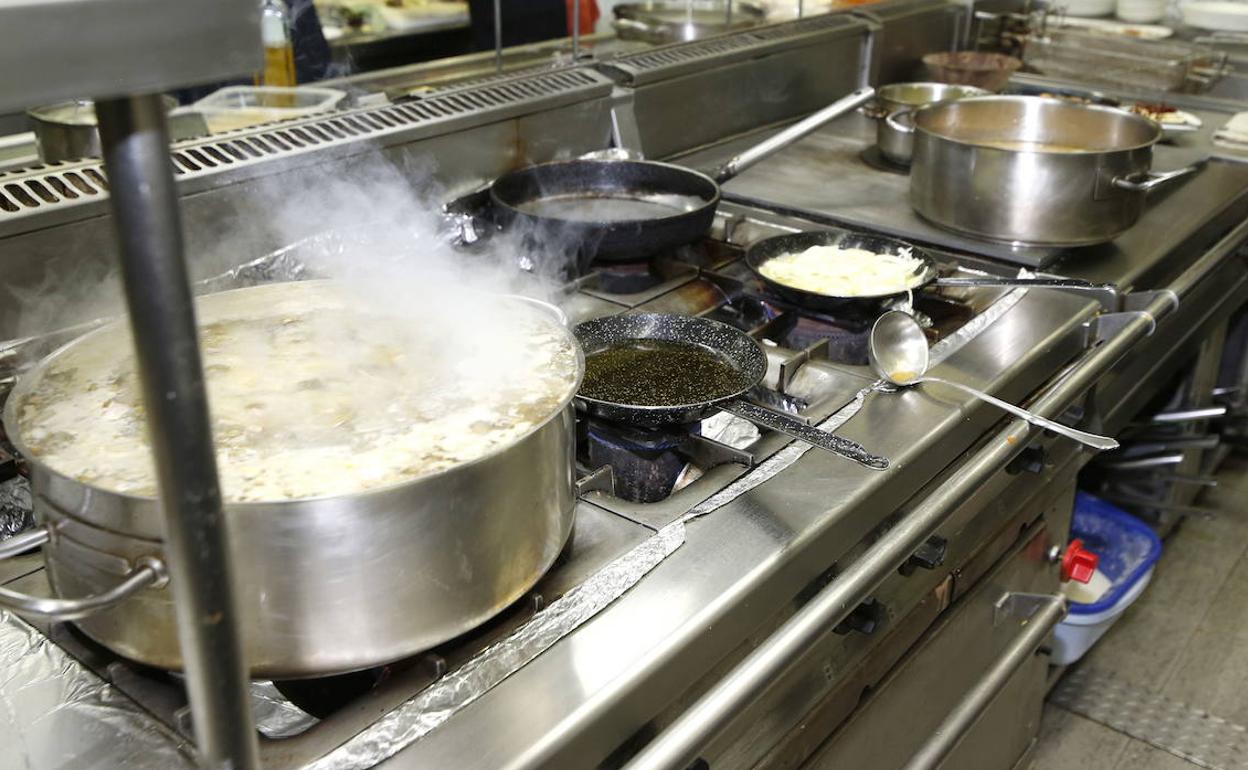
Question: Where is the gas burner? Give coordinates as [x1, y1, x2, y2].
[585, 420, 697, 503]
[782, 314, 872, 365]
[858, 146, 909, 176]
[592, 260, 665, 294]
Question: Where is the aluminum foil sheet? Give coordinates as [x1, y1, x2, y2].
[304, 522, 686, 770]
[0, 610, 196, 770]
[251, 681, 319, 739]
[0, 475, 32, 540]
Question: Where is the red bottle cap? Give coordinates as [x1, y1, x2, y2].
[1061, 539, 1099, 584]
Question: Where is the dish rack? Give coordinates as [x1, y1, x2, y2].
[1023, 28, 1229, 93]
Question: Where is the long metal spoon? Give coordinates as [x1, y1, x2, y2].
[868, 311, 1119, 451]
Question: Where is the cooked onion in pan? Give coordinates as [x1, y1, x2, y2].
[758, 244, 925, 297]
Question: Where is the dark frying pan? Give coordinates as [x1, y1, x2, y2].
[573, 313, 889, 470]
[746, 230, 1117, 317]
[491, 87, 876, 263]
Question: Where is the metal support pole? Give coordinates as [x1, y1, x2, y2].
[95, 94, 258, 770]
[493, 0, 503, 73]
[726, 0, 733, 26]
[572, 0, 581, 59]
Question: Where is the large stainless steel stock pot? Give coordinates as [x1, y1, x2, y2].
[0, 281, 583, 678]
[904, 96, 1206, 245]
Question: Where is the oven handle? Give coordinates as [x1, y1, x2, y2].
[619, 201, 1248, 770]
[0, 525, 167, 622]
[902, 593, 1066, 770]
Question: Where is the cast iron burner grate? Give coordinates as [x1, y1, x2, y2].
[584, 420, 698, 503]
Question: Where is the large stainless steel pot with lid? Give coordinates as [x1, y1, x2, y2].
[904, 96, 1206, 245]
[0, 281, 583, 678]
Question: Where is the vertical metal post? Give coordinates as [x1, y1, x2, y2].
[572, 0, 581, 59]
[798, 0, 804, 17]
[493, 0, 503, 73]
[95, 94, 258, 770]
[726, 0, 733, 26]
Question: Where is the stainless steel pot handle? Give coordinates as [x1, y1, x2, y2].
[884, 108, 915, 135]
[902, 593, 1066, 770]
[712, 87, 876, 184]
[0, 525, 167, 622]
[1112, 160, 1207, 193]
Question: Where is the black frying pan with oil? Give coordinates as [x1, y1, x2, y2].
[746, 230, 1116, 317]
[491, 160, 721, 263]
[573, 313, 889, 470]
[490, 88, 878, 263]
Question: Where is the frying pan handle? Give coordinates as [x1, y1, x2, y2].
[712, 87, 877, 185]
[934, 277, 1118, 299]
[0, 525, 167, 622]
[719, 398, 890, 470]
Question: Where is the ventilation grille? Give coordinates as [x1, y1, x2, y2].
[420, 63, 583, 96]
[0, 68, 609, 217]
[612, 33, 776, 73]
[0, 166, 109, 214]
[748, 12, 857, 41]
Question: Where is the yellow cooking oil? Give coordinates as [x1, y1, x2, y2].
[256, 0, 297, 96]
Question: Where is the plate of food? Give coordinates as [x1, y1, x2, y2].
[1130, 102, 1203, 132]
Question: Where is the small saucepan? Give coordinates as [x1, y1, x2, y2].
[866, 82, 988, 165]
[573, 313, 889, 469]
[745, 230, 1117, 318]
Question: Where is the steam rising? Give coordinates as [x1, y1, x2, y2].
[6, 151, 592, 500]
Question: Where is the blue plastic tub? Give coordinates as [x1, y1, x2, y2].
[1051, 493, 1163, 664]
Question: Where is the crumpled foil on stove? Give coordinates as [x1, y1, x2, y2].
[0, 610, 196, 769]
[0, 476, 33, 540]
[251, 680, 320, 739]
[683, 385, 873, 523]
[304, 522, 686, 770]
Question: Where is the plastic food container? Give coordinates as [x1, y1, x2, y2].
[191, 86, 345, 134]
[1052, 493, 1163, 665]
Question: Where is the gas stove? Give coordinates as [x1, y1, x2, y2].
[0, 202, 1029, 768]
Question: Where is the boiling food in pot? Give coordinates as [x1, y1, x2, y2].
[14, 281, 579, 502]
[759, 245, 925, 297]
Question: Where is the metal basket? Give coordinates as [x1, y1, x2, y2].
[1023, 28, 1228, 93]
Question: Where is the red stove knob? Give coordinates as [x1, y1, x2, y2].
[1060, 539, 1099, 584]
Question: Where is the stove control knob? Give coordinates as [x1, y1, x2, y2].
[899, 535, 948, 576]
[1060, 539, 1099, 584]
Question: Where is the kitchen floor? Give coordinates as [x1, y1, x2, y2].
[1032, 453, 1248, 770]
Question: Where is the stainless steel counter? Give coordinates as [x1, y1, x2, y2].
[0, 14, 1245, 770]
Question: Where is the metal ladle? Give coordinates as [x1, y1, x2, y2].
[868, 310, 1119, 451]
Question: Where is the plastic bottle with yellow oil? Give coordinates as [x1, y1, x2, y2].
[258, 0, 297, 89]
